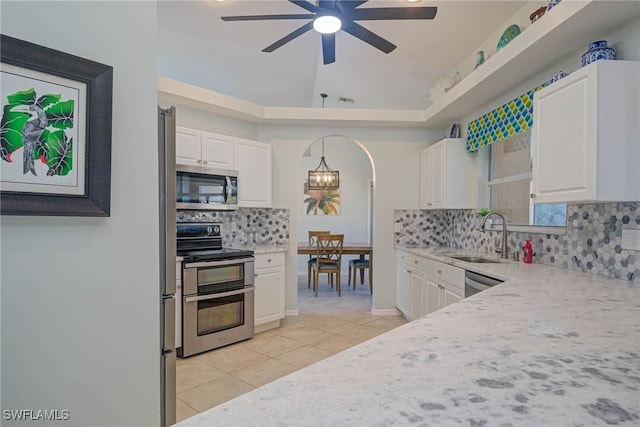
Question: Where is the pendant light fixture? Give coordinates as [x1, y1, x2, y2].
[308, 94, 339, 190]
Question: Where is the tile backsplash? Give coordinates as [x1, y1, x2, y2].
[177, 208, 290, 246]
[395, 202, 639, 281]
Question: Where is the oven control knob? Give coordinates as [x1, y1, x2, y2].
[213, 225, 220, 235]
[206, 226, 213, 235]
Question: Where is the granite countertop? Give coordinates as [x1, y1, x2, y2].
[177, 246, 640, 427]
[233, 244, 289, 254]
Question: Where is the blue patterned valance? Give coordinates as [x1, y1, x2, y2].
[466, 83, 548, 152]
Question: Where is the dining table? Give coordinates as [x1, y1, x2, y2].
[297, 241, 373, 286]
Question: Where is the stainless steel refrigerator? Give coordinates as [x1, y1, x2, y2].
[158, 106, 177, 426]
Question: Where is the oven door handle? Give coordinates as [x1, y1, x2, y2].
[184, 286, 254, 303]
[184, 257, 254, 269]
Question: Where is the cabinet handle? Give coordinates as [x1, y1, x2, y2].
[203, 160, 208, 164]
[414, 260, 418, 264]
[197, 159, 202, 164]
[254, 273, 258, 277]
[530, 193, 536, 199]
[407, 270, 413, 274]
[437, 270, 442, 275]
[268, 259, 271, 263]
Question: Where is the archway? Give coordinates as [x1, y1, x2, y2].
[296, 134, 376, 306]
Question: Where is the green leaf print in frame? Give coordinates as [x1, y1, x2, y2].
[0, 35, 113, 217]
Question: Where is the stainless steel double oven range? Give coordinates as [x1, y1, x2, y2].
[177, 223, 255, 357]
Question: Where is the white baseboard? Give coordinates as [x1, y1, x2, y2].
[285, 309, 299, 316]
[371, 308, 402, 316]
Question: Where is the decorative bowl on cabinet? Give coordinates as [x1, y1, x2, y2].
[496, 24, 521, 52]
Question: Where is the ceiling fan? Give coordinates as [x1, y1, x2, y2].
[221, 0, 437, 65]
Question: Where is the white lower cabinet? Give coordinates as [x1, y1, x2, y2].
[396, 250, 464, 320]
[254, 252, 285, 330]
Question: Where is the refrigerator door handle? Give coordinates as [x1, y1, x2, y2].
[162, 296, 176, 352]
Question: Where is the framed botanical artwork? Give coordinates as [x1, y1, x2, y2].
[0, 35, 113, 216]
[303, 179, 340, 215]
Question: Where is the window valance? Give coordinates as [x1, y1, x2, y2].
[466, 83, 548, 152]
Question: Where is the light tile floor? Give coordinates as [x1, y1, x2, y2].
[175, 274, 407, 423]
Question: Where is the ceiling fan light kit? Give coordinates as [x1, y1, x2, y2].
[221, 0, 437, 65]
[313, 14, 341, 34]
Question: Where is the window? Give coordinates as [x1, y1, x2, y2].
[489, 130, 566, 227]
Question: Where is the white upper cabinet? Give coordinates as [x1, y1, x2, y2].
[201, 132, 234, 169]
[176, 126, 273, 208]
[176, 127, 234, 169]
[532, 61, 640, 204]
[175, 127, 203, 167]
[420, 138, 476, 210]
[234, 138, 272, 208]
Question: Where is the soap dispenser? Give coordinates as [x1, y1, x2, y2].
[523, 239, 535, 264]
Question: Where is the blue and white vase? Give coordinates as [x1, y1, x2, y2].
[581, 40, 616, 67]
[549, 70, 568, 84]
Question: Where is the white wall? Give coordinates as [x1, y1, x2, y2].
[1, 2, 160, 426]
[297, 136, 372, 274]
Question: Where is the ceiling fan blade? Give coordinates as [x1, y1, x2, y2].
[288, 0, 318, 13]
[350, 7, 437, 20]
[222, 14, 315, 21]
[321, 33, 336, 64]
[341, 21, 396, 54]
[318, 0, 336, 9]
[262, 21, 314, 52]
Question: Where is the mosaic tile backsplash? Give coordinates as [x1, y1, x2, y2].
[395, 202, 639, 282]
[177, 208, 289, 246]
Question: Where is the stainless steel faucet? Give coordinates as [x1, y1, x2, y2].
[479, 211, 509, 259]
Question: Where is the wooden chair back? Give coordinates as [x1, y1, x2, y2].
[315, 234, 344, 267]
[308, 230, 330, 247]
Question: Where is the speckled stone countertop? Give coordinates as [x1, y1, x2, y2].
[176, 246, 640, 427]
[231, 244, 289, 254]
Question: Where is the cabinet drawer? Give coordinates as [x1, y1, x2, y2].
[255, 252, 285, 269]
[409, 254, 436, 274]
[432, 262, 465, 289]
[397, 250, 410, 265]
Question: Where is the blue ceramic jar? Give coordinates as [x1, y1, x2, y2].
[581, 40, 616, 67]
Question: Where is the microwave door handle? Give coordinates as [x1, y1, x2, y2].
[184, 286, 254, 302]
[225, 176, 232, 204]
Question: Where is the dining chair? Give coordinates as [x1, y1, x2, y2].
[348, 256, 372, 294]
[311, 234, 344, 297]
[307, 230, 330, 289]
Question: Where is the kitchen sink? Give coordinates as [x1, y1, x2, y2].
[446, 255, 500, 264]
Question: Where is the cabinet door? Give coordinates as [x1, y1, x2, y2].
[254, 267, 285, 325]
[430, 143, 445, 207]
[419, 149, 432, 209]
[396, 263, 410, 318]
[424, 279, 441, 315]
[234, 138, 272, 208]
[442, 285, 462, 308]
[409, 270, 425, 320]
[201, 132, 234, 169]
[532, 74, 595, 203]
[176, 127, 202, 166]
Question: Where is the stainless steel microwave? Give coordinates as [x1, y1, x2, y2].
[176, 165, 238, 210]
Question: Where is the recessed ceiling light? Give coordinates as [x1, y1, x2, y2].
[405, 0, 422, 3]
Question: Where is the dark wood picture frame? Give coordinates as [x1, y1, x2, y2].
[0, 34, 113, 216]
